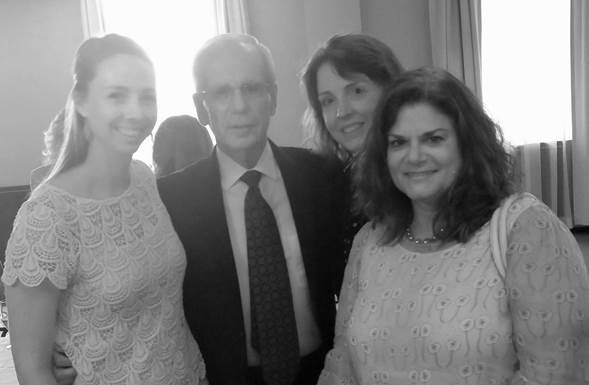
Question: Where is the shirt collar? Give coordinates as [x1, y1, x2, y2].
[216, 141, 280, 191]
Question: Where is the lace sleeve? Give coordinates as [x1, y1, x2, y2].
[1, 195, 78, 290]
[318, 222, 373, 385]
[506, 203, 589, 384]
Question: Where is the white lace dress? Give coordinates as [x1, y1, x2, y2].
[319, 193, 589, 385]
[2, 161, 207, 385]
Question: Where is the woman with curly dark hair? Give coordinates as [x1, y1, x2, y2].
[319, 67, 589, 385]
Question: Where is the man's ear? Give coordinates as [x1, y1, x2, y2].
[193, 93, 210, 126]
[269, 83, 278, 116]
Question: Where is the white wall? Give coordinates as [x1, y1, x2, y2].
[360, 0, 432, 70]
[302, 0, 362, 54]
[0, 0, 83, 187]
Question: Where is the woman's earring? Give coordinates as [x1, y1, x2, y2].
[83, 123, 93, 141]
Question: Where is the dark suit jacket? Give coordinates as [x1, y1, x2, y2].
[157, 142, 338, 385]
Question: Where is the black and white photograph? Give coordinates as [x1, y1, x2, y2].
[1, 1, 589, 384]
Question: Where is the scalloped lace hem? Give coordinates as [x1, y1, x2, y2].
[1, 270, 67, 290]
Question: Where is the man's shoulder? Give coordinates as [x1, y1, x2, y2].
[273, 144, 328, 169]
[272, 145, 336, 198]
[157, 157, 216, 196]
[274, 144, 319, 158]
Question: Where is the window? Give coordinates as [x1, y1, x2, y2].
[481, 0, 571, 146]
[100, 0, 218, 166]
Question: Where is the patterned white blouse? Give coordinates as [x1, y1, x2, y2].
[319, 193, 589, 385]
[2, 161, 207, 385]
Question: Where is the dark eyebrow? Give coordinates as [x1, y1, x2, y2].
[388, 128, 450, 138]
[345, 80, 368, 88]
[104, 86, 127, 92]
[105, 85, 155, 93]
[318, 77, 371, 95]
[422, 128, 450, 136]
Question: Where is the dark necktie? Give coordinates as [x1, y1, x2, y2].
[241, 170, 300, 385]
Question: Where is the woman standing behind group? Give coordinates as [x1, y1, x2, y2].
[2, 34, 206, 384]
[318, 67, 589, 384]
[301, 34, 403, 289]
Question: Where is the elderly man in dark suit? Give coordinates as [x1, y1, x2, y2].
[157, 34, 339, 385]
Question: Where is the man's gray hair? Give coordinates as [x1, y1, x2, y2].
[192, 33, 276, 92]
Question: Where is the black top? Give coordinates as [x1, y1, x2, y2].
[327, 158, 368, 295]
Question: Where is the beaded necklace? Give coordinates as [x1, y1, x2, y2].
[404, 227, 444, 245]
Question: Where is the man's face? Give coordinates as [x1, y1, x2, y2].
[195, 45, 276, 166]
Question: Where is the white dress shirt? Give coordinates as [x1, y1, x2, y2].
[216, 142, 321, 365]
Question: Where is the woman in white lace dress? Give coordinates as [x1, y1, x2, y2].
[318, 67, 589, 384]
[2, 34, 207, 385]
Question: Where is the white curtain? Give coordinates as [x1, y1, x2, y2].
[572, 0, 589, 225]
[214, 0, 250, 34]
[80, 0, 105, 38]
[428, 0, 482, 98]
[515, 142, 574, 227]
[516, 1, 589, 227]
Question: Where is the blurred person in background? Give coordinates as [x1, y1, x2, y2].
[152, 114, 213, 177]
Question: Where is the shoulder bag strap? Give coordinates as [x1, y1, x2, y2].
[490, 194, 519, 281]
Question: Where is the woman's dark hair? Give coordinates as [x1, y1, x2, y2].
[301, 33, 404, 162]
[357, 66, 515, 244]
